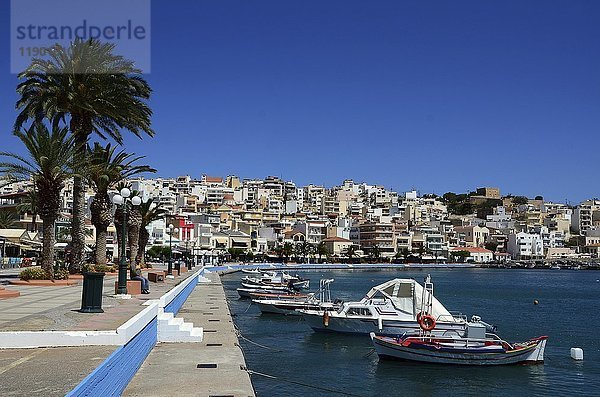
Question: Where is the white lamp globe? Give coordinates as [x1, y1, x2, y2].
[174, 228, 179, 233]
[131, 196, 142, 206]
[169, 224, 174, 230]
[120, 187, 131, 198]
[112, 194, 124, 205]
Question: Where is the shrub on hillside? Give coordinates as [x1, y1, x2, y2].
[19, 267, 50, 280]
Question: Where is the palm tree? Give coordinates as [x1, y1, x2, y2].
[0, 124, 76, 278]
[15, 39, 154, 273]
[16, 189, 38, 232]
[316, 241, 329, 263]
[369, 245, 382, 263]
[282, 242, 294, 263]
[0, 211, 19, 229]
[137, 200, 167, 267]
[87, 143, 154, 267]
[343, 244, 357, 264]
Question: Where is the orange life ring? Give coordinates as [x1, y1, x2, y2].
[323, 311, 330, 327]
[416, 311, 425, 323]
[418, 314, 436, 331]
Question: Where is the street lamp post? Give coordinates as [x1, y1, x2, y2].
[112, 187, 141, 296]
[167, 224, 179, 278]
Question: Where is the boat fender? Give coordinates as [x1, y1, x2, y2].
[378, 317, 383, 331]
[419, 314, 436, 331]
[323, 311, 330, 327]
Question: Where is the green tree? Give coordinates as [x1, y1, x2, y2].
[485, 241, 499, 252]
[343, 244, 357, 263]
[282, 242, 294, 263]
[369, 245, 382, 262]
[0, 124, 77, 278]
[512, 196, 529, 205]
[0, 210, 19, 229]
[87, 143, 154, 266]
[452, 250, 471, 263]
[15, 39, 154, 273]
[316, 241, 329, 263]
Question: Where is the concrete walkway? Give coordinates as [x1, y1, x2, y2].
[0, 266, 195, 331]
[124, 271, 255, 397]
[0, 267, 201, 396]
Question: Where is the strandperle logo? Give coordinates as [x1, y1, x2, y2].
[10, 0, 151, 73]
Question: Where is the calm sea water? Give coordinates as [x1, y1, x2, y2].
[222, 269, 600, 397]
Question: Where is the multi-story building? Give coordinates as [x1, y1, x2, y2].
[507, 232, 544, 260]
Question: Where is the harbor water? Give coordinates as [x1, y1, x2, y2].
[222, 268, 600, 397]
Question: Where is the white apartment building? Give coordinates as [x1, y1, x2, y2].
[507, 232, 544, 259]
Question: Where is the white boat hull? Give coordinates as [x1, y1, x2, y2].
[372, 335, 547, 365]
[302, 312, 466, 336]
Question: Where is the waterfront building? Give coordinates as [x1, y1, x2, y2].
[507, 232, 545, 260]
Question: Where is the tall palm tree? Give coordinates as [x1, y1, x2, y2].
[87, 143, 154, 266]
[15, 39, 154, 273]
[137, 200, 167, 267]
[0, 124, 76, 278]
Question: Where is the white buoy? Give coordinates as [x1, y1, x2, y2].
[570, 348, 584, 360]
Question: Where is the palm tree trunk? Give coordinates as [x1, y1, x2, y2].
[41, 217, 55, 279]
[69, 124, 89, 273]
[114, 206, 125, 266]
[91, 193, 112, 267]
[70, 173, 86, 271]
[138, 228, 149, 267]
[128, 225, 140, 277]
[127, 206, 142, 277]
[95, 225, 108, 266]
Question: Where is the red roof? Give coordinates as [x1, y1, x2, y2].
[204, 176, 223, 183]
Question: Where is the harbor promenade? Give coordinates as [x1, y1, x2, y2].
[0, 266, 252, 396]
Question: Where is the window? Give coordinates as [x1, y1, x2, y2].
[346, 307, 372, 317]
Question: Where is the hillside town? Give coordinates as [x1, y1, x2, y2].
[2, 175, 599, 266]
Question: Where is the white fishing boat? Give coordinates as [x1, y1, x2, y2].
[299, 276, 493, 336]
[371, 327, 547, 365]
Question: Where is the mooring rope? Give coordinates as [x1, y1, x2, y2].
[234, 325, 284, 352]
[245, 368, 368, 397]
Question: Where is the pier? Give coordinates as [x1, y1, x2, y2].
[124, 271, 255, 397]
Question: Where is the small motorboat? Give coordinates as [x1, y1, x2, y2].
[253, 279, 338, 315]
[237, 287, 298, 299]
[370, 330, 548, 366]
[299, 275, 490, 336]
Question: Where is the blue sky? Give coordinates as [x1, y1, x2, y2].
[1, 1, 599, 203]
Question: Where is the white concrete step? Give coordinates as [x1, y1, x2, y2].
[157, 310, 203, 343]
